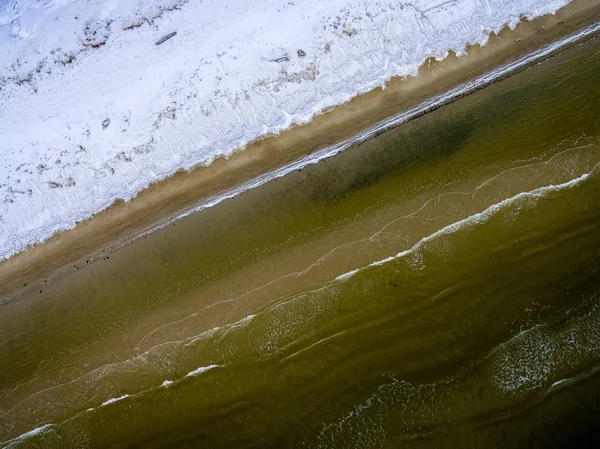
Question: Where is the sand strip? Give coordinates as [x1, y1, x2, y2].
[1, 0, 600, 301]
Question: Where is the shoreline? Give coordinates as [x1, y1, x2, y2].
[1, 0, 600, 301]
[2, 16, 600, 444]
[0, 0, 577, 263]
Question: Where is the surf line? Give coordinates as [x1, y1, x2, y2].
[335, 169, 595, 282]
[121, 20, 600, 248]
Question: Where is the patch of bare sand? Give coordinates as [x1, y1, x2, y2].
[1, 0, 599, 302]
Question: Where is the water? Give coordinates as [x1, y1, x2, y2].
[1, 33, 600, 448]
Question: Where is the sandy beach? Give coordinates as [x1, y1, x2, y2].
[1, 0, 599, 303]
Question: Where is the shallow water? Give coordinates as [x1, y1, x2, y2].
[1, 34, 600, 448]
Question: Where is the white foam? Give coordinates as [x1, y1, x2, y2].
[335, 268, 361, 282]
[0, 0, 581, 260]
[334, 170, 593, 280]
[100, 394, 130, 406]
[550, 378, 572, 388]
[185, 364, 219, 378]
[160, 380, 174, 388]
[0, 424, 51, 448]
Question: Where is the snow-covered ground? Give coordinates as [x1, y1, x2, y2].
[0, 0, 571, 261]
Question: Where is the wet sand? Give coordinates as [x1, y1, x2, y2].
[1, 0, 600, 301]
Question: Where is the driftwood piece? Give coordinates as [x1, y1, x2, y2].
[156, 31, 177, 45]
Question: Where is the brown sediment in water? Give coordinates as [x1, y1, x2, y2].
[1, 0, 599, 301]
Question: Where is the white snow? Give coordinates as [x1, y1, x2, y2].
[0, 0, 572, 260]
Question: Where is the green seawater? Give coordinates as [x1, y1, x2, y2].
[1, 35, 600, 448]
